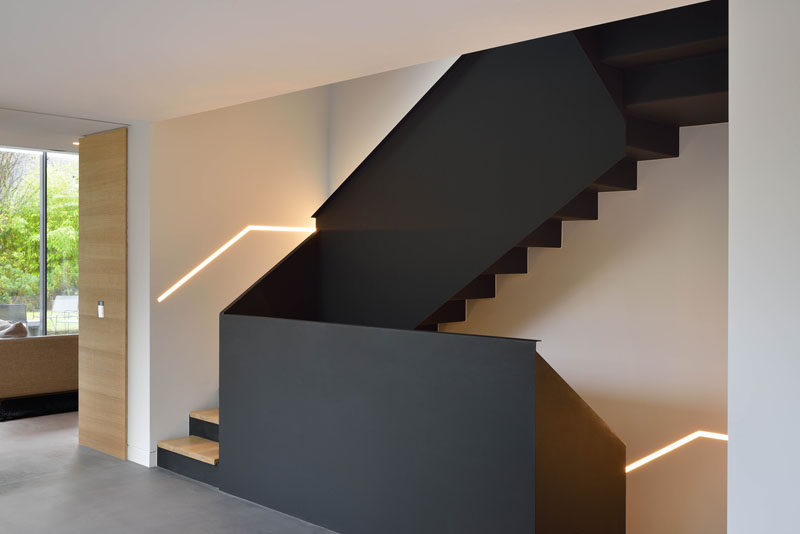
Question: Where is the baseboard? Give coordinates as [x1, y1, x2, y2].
[127, 444, 157, 467]
[0, 391, 78, 421]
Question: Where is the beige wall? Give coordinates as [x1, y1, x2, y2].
[149, 87, 329, 458]
[442, 123, 728, 533]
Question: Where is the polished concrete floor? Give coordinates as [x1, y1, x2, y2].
[0, 412, 335, 533]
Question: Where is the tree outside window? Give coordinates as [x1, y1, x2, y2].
[0, 147, 79, 336]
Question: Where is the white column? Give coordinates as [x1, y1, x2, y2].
[729, 1, 800, 530]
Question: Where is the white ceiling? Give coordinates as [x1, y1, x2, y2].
[0, 108, 123, 152]
[1, 0, 694, 123]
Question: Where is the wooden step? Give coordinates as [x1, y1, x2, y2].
[626, 117, 678, 160]
[483, 247, 528, 275]
[452, 274, 495, 300]
[519, 219, 562, 247]
[158, 436, 219, 465]
[590, 158, 637, 192]
[190, 408, 219, 425]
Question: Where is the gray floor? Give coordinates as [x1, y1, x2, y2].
[0, 412, 335, 533]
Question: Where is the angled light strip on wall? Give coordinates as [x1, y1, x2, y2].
[625, 430, 728, 473]
[156, 225, 316, 303]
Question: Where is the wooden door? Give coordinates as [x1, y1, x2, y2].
[78, 127, 127, 459]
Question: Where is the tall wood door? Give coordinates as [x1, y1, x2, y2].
[78, 127, 127, 459]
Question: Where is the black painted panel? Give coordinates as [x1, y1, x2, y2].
[189, 417, 219, 442]
[220, 315, 626, 533]
[220, 314, 539, 534]
[158, 448, 219, 487]
[224, 233, 318, 318]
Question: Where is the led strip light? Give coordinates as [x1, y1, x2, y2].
[626, 430, 728, 473]
[157, 225, 316, 303]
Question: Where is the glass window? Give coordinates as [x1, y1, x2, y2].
[46, 152, 79, 335]
[0, 148, 42, 335]
[0, 146, 79, 337]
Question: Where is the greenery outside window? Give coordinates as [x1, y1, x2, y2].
[0, 146, 79, 336]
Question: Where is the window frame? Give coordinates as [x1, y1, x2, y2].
[1, 145, 79, 336]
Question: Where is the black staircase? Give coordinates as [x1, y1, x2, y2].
[210, 2, 727, 533]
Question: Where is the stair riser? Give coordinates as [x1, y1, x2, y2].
[555, 191, 599, 221]
[158, 448, 219, 487]
[591, 158, 638, 192]
[519, 220, 562, 247]
[626, 118, 678, 160]
[452, 275, 495, 300]
[483, 247, 528, 274]
[190, 417, 219, 442]
[421, 300, 465, 326]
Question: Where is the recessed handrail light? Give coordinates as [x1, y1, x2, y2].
[625, 430, 728, 473]
[156, 224, 316, 303]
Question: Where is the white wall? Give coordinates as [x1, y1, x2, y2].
[327, 58, 456, 191]
[728, 1, 800, 531]
[148, 87, 329, 460]
[442, 124, 729, 533]
[127, 120, 152, 465]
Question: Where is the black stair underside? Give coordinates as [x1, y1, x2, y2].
[590, 158, 638, 192]
[518, 219, 563, 247]
[452, 274, 496, 300]
[597, 0, 727, 68]
[626, 117, 679, 160]
[624, 51, 728, 125]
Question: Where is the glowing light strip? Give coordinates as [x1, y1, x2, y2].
[156, 225, 316, 303]
[625, 430, 728, 473]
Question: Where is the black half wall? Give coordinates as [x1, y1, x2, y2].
[219, 314, 625, 534]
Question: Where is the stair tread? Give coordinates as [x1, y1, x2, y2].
[190, 408, 219, 425]
[158, 436, 219, 465]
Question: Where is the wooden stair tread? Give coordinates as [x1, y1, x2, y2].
[158, 436, 219, 465]
[190, 408, 219, 425]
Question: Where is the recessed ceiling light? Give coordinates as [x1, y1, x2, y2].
[73, 141, 80, 146]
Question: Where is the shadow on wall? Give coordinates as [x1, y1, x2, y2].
[586, 392, 726, 534]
